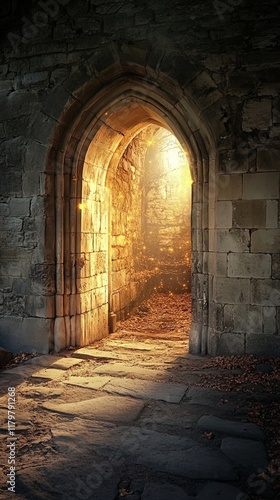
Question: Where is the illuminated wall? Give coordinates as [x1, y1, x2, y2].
[144, 130, 192, 264]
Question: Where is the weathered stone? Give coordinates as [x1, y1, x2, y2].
[246, 334, 280, 356]
[64, 375, 111, 390]
[227, 304, 263, 334]
[187, 386, 235, 407]
[228, 253, 271, 278]
[0, 347, 13, 368]
[73, 348, 127, 361]
[26, 355, 83, 370]
[141, 483, 189, 500]
[52, 421, 238, 480]
[242, 98, 272, 132]
[243, 172, 279, 200]
[197, 416, 265, 441]
[103, 377, 187, 403]
[257, 148, 280, 171]
[232, 200, 266, 228]
[213, 277, 250, 304]
[93, 363, 165, 380]
[210, 332, 245, 356]
[217, 174, 242, 200]
[251, 229, 280, 253]
[0, 317, 53, 354]
[196, 482, 246, 500]
[31, 368, 65, 380]
[221, 437, 268, 476]
[210, 229, 250, 253]
[263, 306, 277, 334]
[41, 394, 145, 423]
[251, 278, 280, 306]
[22, 71, 49, 86]
[266, 200, 278, 228]
[215, 201, 232, 228]
[272, 254, 280, 279]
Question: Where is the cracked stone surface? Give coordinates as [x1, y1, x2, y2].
[51, 420, 238, 480]
[41, 394, 145, 423]
[25, 355, 83, 370]
[197, 415, 266, 441]
[63, 375, 111, 390]
[103, 377, 188, 403]
[220, 437, 269, 476]
[196, 482, 246, 500]
[0, 327, 273, 499]
[141, 482, 190, 499]
[93, 363, 166, 380]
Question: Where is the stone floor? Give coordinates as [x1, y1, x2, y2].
[0, 295, 277, 499]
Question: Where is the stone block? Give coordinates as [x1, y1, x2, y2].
[215, 201, 232, 228]
[263, 307, 277, 334]
[141, 483, 189, 500]
[22, 71, 49, 87]
[251, 229, 280, 253]
[257, 148, 280, 171]
[197, 482, 245, 500]
[0, 203, 9, 216]
[266, 200, 278, 228]
[242, 98, 272, 132]
[232, 200, 266, 228]
[210, 229, 250, 253]
[0, 123, 5, 139]
[272, 254, 280, 279]
[9, 198, 31, 217]
[221, 437, 268, 476]
[26, 295, 55, 318]
[231, 305, 263, 334]
[0, 347, 13, 368]
[228, 253, 271, 278]
[197, 416, 265, 441]
[0, 172, 22, 196]
[208, 252, 227, 276]
[210, 332, 245, 356]
[25, 140, 48, 171]
[214, 277, 250, 304]
[0, 259, 25, 278]
[251, 279, 280, 306]
[246, 334, 280, 356]
[22, 172, 40, 197]
[0, 317, 53, 353]
[243, 172, 279, 199]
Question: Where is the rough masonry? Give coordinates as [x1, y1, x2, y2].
[0, 0, 279, 356]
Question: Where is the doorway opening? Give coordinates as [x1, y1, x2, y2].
[109, 125, 192, 323]
[53, 72, 213, 354]
[79, 119, 192, 346]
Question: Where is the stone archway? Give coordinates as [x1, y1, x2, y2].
[48, 67, 216, 354]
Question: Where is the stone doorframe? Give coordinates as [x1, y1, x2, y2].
[45, 64, 216, 354]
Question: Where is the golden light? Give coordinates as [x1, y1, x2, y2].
[78, 203, 84, 210]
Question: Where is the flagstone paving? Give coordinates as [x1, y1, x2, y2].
[0, 328, 276, 499]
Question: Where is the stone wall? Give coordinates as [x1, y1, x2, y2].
[0, 0, 279, 355]
[110, 129, 149, 320]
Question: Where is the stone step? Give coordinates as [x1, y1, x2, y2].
[25, 355, 83, 370]
[221, 437, 269, 476]
[41, 394, 145, 424]
[51, 420, 238, 481]
[197, 415, 265, 441]
[64, 374, 187, 403]
[93, 362, 166, 380]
